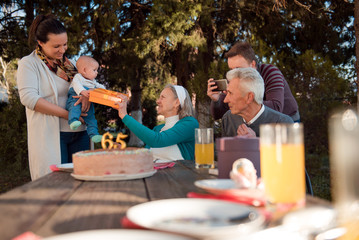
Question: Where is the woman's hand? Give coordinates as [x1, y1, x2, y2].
[73, 95, 91, 113]
[115, 96, 129, 119]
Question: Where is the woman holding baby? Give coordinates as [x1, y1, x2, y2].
[17, 14, 91, 180]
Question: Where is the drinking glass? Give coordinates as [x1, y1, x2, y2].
[329, 109, 359, 240]
[195, 128, 214, 169]
[260, 123, 306, 212]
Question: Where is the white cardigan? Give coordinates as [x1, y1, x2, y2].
[17, 51, 85, 180]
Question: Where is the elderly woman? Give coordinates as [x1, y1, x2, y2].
[117, 84, 198, 161]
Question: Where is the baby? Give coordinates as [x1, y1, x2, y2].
[66, 56, 105, 143]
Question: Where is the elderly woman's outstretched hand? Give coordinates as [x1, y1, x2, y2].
[115, 95, 129, 119]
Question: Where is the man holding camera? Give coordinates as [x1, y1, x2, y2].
[207, 41, 299, 123]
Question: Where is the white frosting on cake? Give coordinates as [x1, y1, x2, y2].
[73, 148, 154, 176]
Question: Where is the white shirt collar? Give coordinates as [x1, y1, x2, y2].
[161, 115, 179, 131]
[245, 105, 265, 125]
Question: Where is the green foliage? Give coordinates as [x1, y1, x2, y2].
[238, 0, 354, 66]
[191, 59, 228, 106]
[0, 89, 29, 175]
[306, 154, 332, 201]
[279, 50, 354, 155]
[141, 0, 203, 55]
[142, 97, 158, 130]
[0, 9, 30, 60]
[0, 168, 31, 194]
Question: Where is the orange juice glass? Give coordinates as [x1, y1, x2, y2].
[260, 123, 306, 211]
[195, 128, 214, 168]
[329, 109, 359, 239]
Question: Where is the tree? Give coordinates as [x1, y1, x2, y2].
[280, 50, 353, 154]
[0, 1, 31, 60]
[271, 0, 356, 111]
[0, 57, 10, 93]
[0, 0, 356, 152]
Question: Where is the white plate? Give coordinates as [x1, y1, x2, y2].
[154, 159, 177, 163]
[71, 170, 157, 181]
[127, 198, 265, 238]
[44, 229, 193, 240]
[219, 226, 306, 240]
[195, 179, 265, 196]
[195, 179, 237, 194]
[194, 179, 266, 206]
[56, 163, 74, 172]
[282, 207, 337, 234]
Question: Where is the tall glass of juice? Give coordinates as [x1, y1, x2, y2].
[260, 123, 306, 212]
[195, 128, 214, 169]
[329, 109, 359, 240]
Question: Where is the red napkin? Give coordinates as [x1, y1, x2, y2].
[49, 164, 59, 172]
[12, 232, 42, 240]
[187, 192, 273, 221]
[121, 216, 146, 229]
[154, 162, 175, 170]
[187, 192, 265, 207]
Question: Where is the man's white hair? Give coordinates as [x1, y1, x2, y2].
[226, 67, 264, 104]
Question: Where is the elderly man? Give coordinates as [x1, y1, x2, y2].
[208, 41, 300, 122]
[222, 67, 293, 137]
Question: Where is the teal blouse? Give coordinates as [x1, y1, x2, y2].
[122, 115, 199, 160]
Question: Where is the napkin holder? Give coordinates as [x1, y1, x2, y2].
[216, 137, 260, 179]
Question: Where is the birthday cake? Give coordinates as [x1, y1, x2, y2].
[72, 148, 154, 176]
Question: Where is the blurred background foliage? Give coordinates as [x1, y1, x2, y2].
[0, 0, 356, 199]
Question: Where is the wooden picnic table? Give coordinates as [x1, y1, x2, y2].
[0, 160, 331, 240]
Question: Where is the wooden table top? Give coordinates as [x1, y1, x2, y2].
[0, 160, 331, 240]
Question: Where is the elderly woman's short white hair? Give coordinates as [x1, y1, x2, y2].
[226, 68, 264, 104]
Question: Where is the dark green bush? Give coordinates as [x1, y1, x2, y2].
[0, 88, 30, 192]
[141, 97, 157, 130]
[0, 89, 28, 170]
